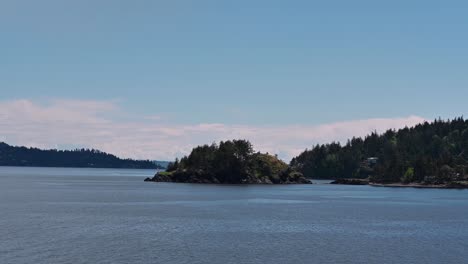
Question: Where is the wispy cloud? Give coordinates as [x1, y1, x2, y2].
[0, 99, 426, 161]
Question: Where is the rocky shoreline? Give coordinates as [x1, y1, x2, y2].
[330, 178, 468, 189]
[145, 170, 312, 184]
[330, 178, 369, 185]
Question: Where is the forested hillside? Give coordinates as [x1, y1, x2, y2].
[291, 117, 468, 184]
[0, 142, 162, 169]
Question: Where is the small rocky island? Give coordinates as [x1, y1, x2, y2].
[145, 140, 311, 184]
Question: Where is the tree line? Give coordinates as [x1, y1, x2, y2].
[290, 117, 468, 183]
[0, 142, 163, 169]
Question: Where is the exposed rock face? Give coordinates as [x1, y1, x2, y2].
[330, 178, 468, 189]
[446, 181, 468, 188]
[330, 178, 369, 185]
[145, 170, 311, 184]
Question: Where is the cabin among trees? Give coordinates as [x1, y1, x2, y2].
[291, 117, 468, 184]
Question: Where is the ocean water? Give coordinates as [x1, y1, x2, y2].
[1, 167, 468, 264]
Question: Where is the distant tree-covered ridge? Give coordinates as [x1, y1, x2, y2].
[146, 139, 310, 184]
[291, 117, 468, 185]
[0, 142, 163, 169]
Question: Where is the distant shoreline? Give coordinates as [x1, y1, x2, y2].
[0, 142, 165, 170]
[0, 165, 161, 170]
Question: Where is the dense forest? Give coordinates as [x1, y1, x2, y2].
[0, 142, 163, 169]
[147, 139, 309, 184]
[290, 117, 468, 184]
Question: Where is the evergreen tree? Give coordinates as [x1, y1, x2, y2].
[291, 117, 468, 183]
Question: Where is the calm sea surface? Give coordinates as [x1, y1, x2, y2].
[1, 167, 468, 264]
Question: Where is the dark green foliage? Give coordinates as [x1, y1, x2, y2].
[0, 142, 162, 169]
[158, 140, 309, 184]
[291, 117, 468, 183]
[166, 158, 179, 172]
[401, 167, 415, 183]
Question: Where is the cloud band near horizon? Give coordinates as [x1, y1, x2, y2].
[0, 99, 427, 161]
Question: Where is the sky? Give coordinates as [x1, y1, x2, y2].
[1, 0, 467, 161]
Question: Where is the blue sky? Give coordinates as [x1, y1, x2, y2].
[0, 0, 467, 160]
